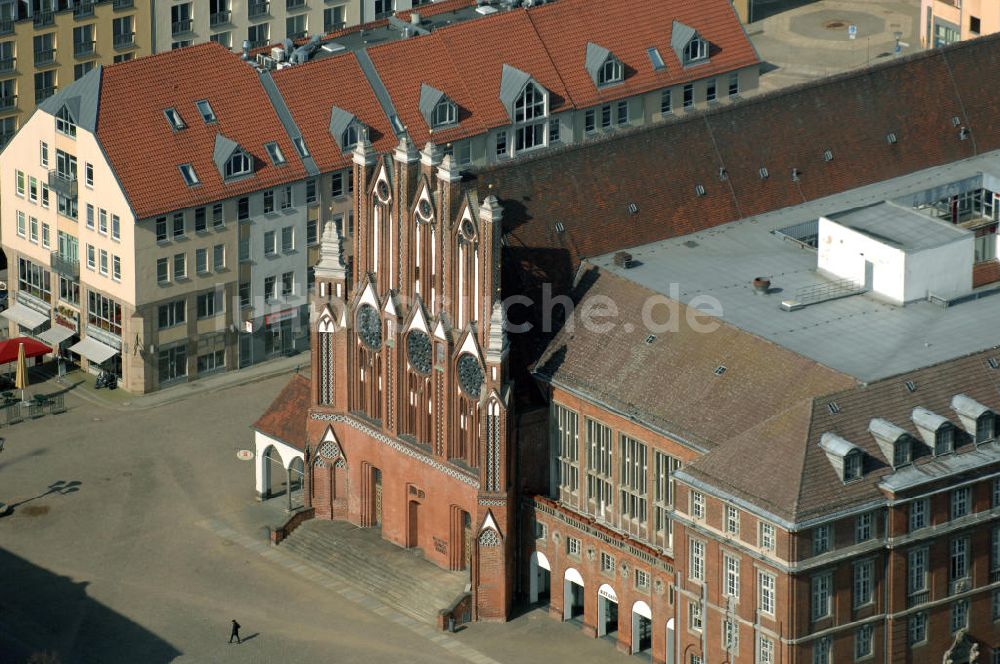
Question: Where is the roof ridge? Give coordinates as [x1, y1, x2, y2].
[523, 4, 577, 110]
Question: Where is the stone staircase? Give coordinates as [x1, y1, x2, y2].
[280, 519, 468, 625]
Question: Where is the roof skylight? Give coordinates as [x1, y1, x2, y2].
[179, 163, 199, 186]
[196, 100, 216, 124]
[265, 142, 286, 166]
[164, 108, 186, 131]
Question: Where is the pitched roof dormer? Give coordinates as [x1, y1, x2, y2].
[499, 64, 547, 123]
[585, 42, 624, 87]
[213, 133, 254, 181]
[868, 418, 913, 469]
[671, 21, 709, 66]
[329, 105, 366, 152]
[819, 432, 865, 483]
[951, 394, 996, 444]
[912, 407, 955, 456]
[419, 83, 458, 130]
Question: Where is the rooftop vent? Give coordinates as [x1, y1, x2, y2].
[645, 335, 657, 344]
[905, 380, 917, 393]
[758, 167, 769, 180]
[952, 116, 962, 127]
[718, 167, 728, 181]
[694, 184, 706, 197]
[713, 365, 727, 376]
[886, 132, 898, 145]
[827, 401, 841, 415]
[627, 202, 639, 215]
[613, 251, 634, 268]
[989, 357, 999, 369]
[823, 149, 833, 162]
[554, 221, 565, 233]
[791, 168, 801, 182]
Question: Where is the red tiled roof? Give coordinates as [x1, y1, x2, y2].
[397, 0, 477, 21]
[253, 373, 312, 450]
[95, 43, 308, 220]
[271, 53, 397, 174]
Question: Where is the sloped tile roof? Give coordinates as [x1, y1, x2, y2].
[94, 42, 309, 220]
[533, 265, 856, 452]
[271, 53, 398, 174]
[684, 348, 1000, 522]
[253, 373, 312, 451]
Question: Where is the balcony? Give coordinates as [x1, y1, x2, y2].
[0, 94, 16, 111]
[35, 87, 55, 103]
[74, 1, 95, 18]
[112, 0, 134, 9]
[33, 11, 54, 28]
[34, 49, 55, 66]
[0, 57, 15, 73]
[286, 0, 306, 9]
[210, 10, 231, 27]
[246, 39, 268, 49]
[248, 1, 269, 19]
[171, 18, 193, 36]
[907, 591, 929, 608]
[113, 32, 134, 49]
[73, 41, 95, 58]
[991, 569, 1000, 584]
[51, 251, 79, 278]
[0, 20, 12, 36]
[48, 169, 78, 198]
[287, 30, 306, 40]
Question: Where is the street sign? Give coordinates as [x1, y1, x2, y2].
[849, 24, 857, 39]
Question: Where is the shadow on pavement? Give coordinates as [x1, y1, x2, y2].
[0, 547, 182, 663]
[0, 480, 82, 518]
[750, 0, 820, 23]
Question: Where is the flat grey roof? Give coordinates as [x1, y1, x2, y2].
[827, 201, 968, 252]
[593, 151, 1000, 383]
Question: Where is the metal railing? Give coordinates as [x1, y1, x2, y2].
[246, 39, 268, 49]
[48, 169, 78, 198]
[248, 1, 269, 19]
[51, 251, 80, 278]
[907, 590, 929, 607]
[112, 0, 134, 9]
[74, 1, 95, 18]
[781, 278, 867, 312]
[287, 30, 306, 40]
[171, 18, 193, 36]
[0, 56, 14, 73]
[286, 0, 306, 9]
[35, 87, 56, 103]
[34, 48, 55, 66]
[0, 94, 15, 111]
[74, 41, 95, 57]
[210, 10, 231, 27]
[113, 32, 134, 49]
[33, 11, 54, 27]
[0, 20, 12, 36]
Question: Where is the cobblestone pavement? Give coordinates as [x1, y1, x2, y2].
[0, 370, 628, 663]
[747, 0, 922, 94]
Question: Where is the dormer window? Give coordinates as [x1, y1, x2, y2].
[684, 36, 708, 63]
[977, 413, 995, 443]
[935, 427, 954, 456]
[164, 107, 186, 131]
[599, 58, 624, 86]
[179, 163, 199, 187]
[55, 105, 77, 138]
[342, 124, 360, 151]
[225, 151, 252, 180]
[195, 100, 216, 123]
[265, 142, 285, 166]
[432, 99, 456, 127]
[514, 82, 546, 123]
[844, 450, 863, 482]
[893, 437, 912, 467]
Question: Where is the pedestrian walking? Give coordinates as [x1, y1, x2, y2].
[229, 619, 241, 644]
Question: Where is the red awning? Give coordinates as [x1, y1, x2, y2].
[0, 337, 51, 364]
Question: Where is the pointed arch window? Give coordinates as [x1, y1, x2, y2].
[684, 36, 708, 63]
[514, 83, 546, 123]
[598, 57, 624, 86]
[56, 105, 77, 137]
[432, 99, 457, 127]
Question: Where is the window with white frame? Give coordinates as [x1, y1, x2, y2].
[759, 635, 774, 664]
[513, 82, 546, 153]
[16, 210, 25, 237]
[856, 512, 872, 542]
[495, 130, 508, 158]
[811, 572, 832, 621]
[908, 612, 927, 645]
[225, 151, 252, 180]
[683, 36, 708, 63]
[196, 248, 208, 274]
[40, 141, 48, 167]
[723, 553, 740, 599]
[760, 522, 776, 551]
[619, 435, 648, 535]
[812, 636, 830, 664]
[853, 559, 873, 607]
[585, 418, 613, 520]
[85, 162, 93, 187]
[813, 525, 830, 555]
[173, 253, 186, 279]
[688, 600, 702, 631]
[908, 547, 928, 596]
[855, 624, 873, 660]
[653, 451, 680, 549]
[758, 571, 775, 615]
[950, 537, 969, 581]
[598, 57, 623, 86]
[567, 536, 581, 557]
[951, 487, 970, 519]
[112, 255, 121, 281]
[691, 491, 705, 519]
[600, 552, 615, 575]
[910, 498, 928, 531]
[722, 618, 738, 652]
[156, 257, 168, 283]
[952, 598, 968, 633]
[977, 413, 995, 442]
[635, 568, 650, 591]
[432, 99, 456, 127]
[342, 123, 360, 151]
[689, 538, 705, 581]
[556, 404, 579, 499]
[936, 427, 954, 455]
[725, 504, 740, 537]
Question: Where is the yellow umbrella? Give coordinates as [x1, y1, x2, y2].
[14, 342, 27, 404]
